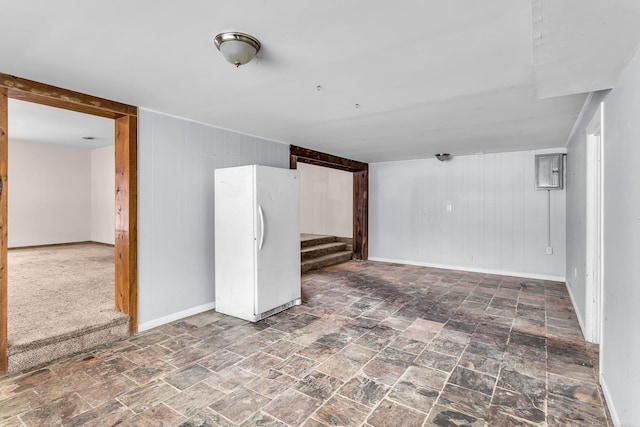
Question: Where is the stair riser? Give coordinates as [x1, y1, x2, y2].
[301, 243, 348, 261]
[8, 323, 129, 374]
[301, 252, 352, 273]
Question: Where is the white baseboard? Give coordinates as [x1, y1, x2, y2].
[565, 280, 587, 339]
[138, 302, 216, 332]
[600, 372, 621, 426]
[367, 257, 565, 282]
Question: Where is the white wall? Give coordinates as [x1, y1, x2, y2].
[565, 46, 640, 425]
[138, 109, 290, 330]
[369, 150, 566, 280]
[598, 46, 640, 426]
[91, 145, 115, 244]
[8, 140, 92, 247]
[299, 162, 352, 238]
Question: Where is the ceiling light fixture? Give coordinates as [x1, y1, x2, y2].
[435, 153, 451, 161]
[213, 32, 261, 67]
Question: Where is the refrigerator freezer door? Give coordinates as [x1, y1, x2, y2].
[214, 165, 256, 321]
[254, 166, 301, 316]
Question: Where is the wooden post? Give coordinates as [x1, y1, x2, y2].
[353, 170, 368, 260]
[115, 115, 138, 334]
[0, 88, 7, 374]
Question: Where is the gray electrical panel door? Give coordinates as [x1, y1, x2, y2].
[535, 154, 564, 190]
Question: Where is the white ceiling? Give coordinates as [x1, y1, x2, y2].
[1, 0, 638, 162]
[8, 99, 114, 149]
[533, 0, 640, 99]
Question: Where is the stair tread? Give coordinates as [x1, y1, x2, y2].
[301, 250, 352, 266]
[301, 233, 333, 241]
[301, 234, 337, 248]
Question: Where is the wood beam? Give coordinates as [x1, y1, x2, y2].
[0, 73, 137, 119]
[0, 88, 7, 374]
[290, 145, 368, 172]
[115, 115, 138, 334]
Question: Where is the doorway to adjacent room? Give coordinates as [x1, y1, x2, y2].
[0, 74, 138, 374]
[289, 145, 368, 273]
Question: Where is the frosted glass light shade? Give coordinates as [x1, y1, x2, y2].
[214, 32, 261, 67]
[219, 40, 258, 66]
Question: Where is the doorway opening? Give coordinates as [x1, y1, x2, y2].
[6, 99, 126, 373]
[298, 162, 354, 272]
[289, 145, 368, 272]
[585, 103, 604, 344]
[0, 73, 138, 375]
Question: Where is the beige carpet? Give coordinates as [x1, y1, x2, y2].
[7, 243, 129, 351]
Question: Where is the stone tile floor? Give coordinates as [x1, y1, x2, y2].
[0, 261, 611, 426]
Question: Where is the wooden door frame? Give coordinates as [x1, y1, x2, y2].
[289, 145, 368, 260]
[0, 73, 138, 374]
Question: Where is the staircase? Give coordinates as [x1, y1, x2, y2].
[301, 234, 353, 273]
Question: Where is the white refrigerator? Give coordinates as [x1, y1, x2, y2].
[214, 165, 301, 322]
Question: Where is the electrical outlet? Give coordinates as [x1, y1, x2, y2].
[546, 246, 553, 255]
[574, 268, 578, 277]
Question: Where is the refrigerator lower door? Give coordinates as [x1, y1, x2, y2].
[254, 166, 301, 318]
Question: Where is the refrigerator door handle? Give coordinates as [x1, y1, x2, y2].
[258, 204, 265, 250]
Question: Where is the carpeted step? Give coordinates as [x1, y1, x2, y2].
[7, 315, 129, 374]
[301, 250, 353, 273]
[301, 234, 336, 248]
[336, 237, 353, 252]
[301, 242, 348, 261]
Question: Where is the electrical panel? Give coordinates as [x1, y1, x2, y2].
[535, 153, 564, 190]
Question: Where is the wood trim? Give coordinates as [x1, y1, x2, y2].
[0, 75, 138, 373]
[289, 145, 369, 260]
[115, 115, 138, 335]
[0, 88, 8, 374]
[0, 73, 137, 119]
